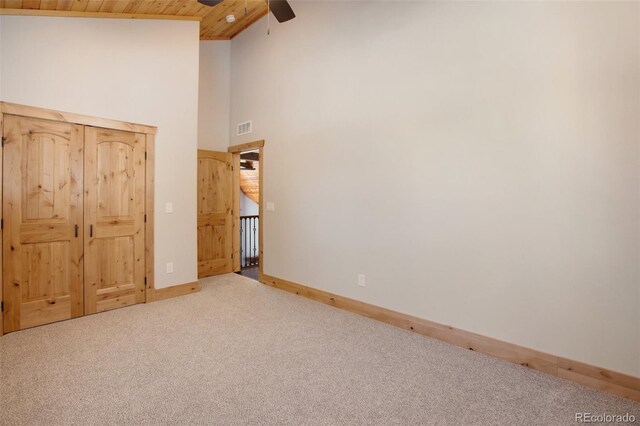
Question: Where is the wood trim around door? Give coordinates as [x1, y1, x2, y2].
[258, 145, 264, 279]
[145, 134, 156, 302]
[232, 154, 241, 272]
[0, 103, 158, 334]
[0, 111, 3, 336]
[0, 102, 157, 135]
[0, 102, 197, 331]
[228, 141, 265, 278]
[227, 140, 264, 154]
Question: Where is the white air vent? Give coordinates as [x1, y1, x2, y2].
[237, 121, 252, 136]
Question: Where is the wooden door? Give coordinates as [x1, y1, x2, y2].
[84, 127, 146, 314]
[197, 150, 233, 277]
[2, 115, 84, 332]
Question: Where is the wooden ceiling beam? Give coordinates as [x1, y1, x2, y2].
[240, 152, 260, 161]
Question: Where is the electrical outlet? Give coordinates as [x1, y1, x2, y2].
[358, 274, 366, 287]
[166, 262, 174, 274]
[165, 202, 173, 213]
[266, 202, 275, 212]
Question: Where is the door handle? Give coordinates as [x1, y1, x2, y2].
[75, 224, 78, 238]
[89, 224, 93, 238]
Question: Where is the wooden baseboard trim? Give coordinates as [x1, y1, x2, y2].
[153, 281, 200, 302]
[259, 273, 640, 402]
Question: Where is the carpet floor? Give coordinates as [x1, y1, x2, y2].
[1, 273, 638, 425]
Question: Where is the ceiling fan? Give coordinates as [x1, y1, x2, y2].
[197, 0, 296, 23]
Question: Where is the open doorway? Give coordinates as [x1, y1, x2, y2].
[237, 150, 259, 280]
[228, 140, 264, 281]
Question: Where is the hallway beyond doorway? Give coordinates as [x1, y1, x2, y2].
[236, 266, 258, 281]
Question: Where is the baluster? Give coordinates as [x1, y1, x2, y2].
[240, 217, 244, 268]
[253, 217, 257, 266]
[239, 216, 260, 269]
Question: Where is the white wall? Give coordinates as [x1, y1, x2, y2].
[198, 41, 231, 151]
[240, 192, 259, 216]
[0, 16, 200, 288]
[230, 1, 640, 376]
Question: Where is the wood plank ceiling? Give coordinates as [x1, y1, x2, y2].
[240, 160, 259, 204]
[0, 0, 269, 40]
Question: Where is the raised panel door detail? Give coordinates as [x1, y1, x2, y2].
[197, 150, 233, 278]
[2, 115, 84, 332]
[97, 142, 135, 218]
[84, 127, 145, 314]
[22, 133, 71, 221]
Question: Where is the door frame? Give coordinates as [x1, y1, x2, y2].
[228, 140, 264, 279]
[0, 102, 157, 333]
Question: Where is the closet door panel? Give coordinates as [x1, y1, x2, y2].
[84, 127, 145, 314]
[2, 115, 84, 332]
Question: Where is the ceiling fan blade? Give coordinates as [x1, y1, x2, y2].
[269, 0, 296, 23]
[197, 0, 224, 6]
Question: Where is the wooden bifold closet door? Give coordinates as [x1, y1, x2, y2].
[2, 115, 148, 332]
[2, 115, 84, 332]
[84, 127, 146, 314]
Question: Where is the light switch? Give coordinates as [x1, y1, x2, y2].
[266, 202, 275, 212]
[165, 202, 173, 213]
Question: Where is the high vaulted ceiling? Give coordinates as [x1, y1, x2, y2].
[0, 0, 269, 40]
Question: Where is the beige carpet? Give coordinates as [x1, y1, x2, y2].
[1, 273, 638, 425]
